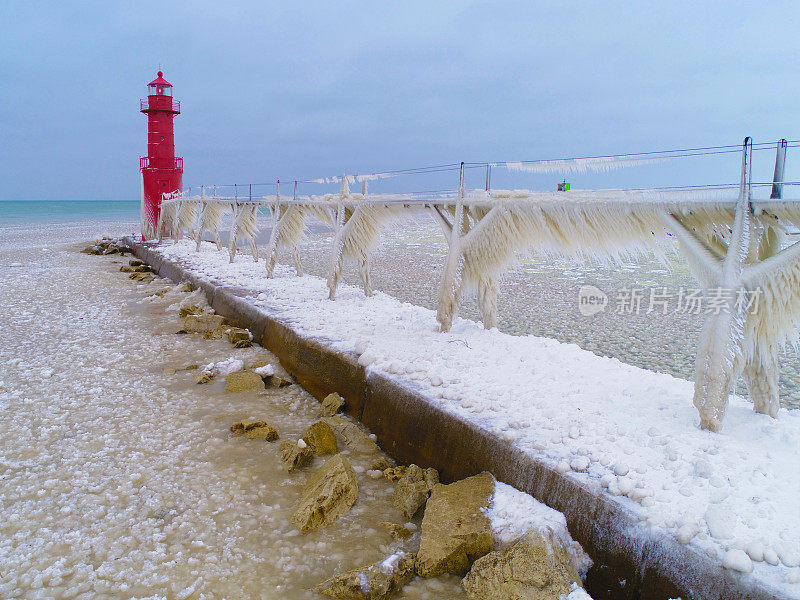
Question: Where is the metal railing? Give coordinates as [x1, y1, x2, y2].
[140, 98, 181, 112]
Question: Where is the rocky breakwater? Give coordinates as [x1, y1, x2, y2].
[310, 426, 594, 600]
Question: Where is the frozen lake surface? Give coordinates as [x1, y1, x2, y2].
[0, 221, 466, 599]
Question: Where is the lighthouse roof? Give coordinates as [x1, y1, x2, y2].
[147, 71, 172, 87]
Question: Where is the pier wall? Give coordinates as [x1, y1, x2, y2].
[126, 238, 787, 600]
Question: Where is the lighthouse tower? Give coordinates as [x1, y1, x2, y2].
[140, 71, 183, 239]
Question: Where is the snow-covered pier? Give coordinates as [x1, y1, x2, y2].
[126, 234, 800, 600]
[158, 138, 800, 435]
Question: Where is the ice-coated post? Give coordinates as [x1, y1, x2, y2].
[275, 180, 281, 222]
[436, 162, 467, 331]
[739, 136, 752, 203]
[485, 164, 491, 191]
[336, 174, 348, 232]
[770, 139, 787, 200]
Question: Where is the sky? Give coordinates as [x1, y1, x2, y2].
[1, 1, 799, 201]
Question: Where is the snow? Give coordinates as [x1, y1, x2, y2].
[486, 481, 573, 547]
[153, 239, 800, 595]
[378, 551, 406, 574]
[562, 583, 594, 600]
[202, 357, 244, 377]
[724, 549, 754, 573]
[485, 481, 593, 578]
[254, 364, 275, 377]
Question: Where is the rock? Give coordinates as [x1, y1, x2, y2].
[379, 522, 414, 541]
[179, 304, 202, 318]
[303, 421, 338, 456]
[393, 464, 439, 519]
[178, 282, 194, 292]
[461, 530, 582, 600]
[321, 392, 345, 416]
[384, 466, 407, 482]
[291, 454, 358, 533]
[131, 265, 151, 273]
[231, 421, 279, 442]
[129, 271, 155, 283]
[269, 374, 293, 388]
[181, 313, 225, 334]
[228, 327, 252, 348]
[119, 265, 134, 272]
[280, 440, 315, 472]
[225, 370, 266, 393]
[129, 258, 143, 267]
[371, 457, 392, 472]
[415, 472, 495, 577]
[194, 370, 215, 384]
[323, 416, 381, 454]
[244, 424, 278, 441]
[103, 244, 120, 254]
[314, 551, 416, 600]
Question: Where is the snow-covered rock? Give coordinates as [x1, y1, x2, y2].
[484, 481, 592, 578]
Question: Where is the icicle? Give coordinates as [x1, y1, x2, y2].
[502, 155, 668, 175]
[229, 202, 260, 263]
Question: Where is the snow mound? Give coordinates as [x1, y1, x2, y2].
[254, 364, 275, 377]
[202, 357, 244, 377]
[485, 481, 593, 578]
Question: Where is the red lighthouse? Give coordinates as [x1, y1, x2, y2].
[140, 71, 183, 239]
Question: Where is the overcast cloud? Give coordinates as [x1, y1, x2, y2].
[1, 1, 799, 200]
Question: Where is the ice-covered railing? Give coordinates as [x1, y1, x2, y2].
[154, 138, 800, 432]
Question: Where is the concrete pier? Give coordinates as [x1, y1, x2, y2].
[125, 237, 791, 600]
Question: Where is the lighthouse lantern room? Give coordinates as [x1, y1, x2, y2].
[140, 70, 183, 239]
